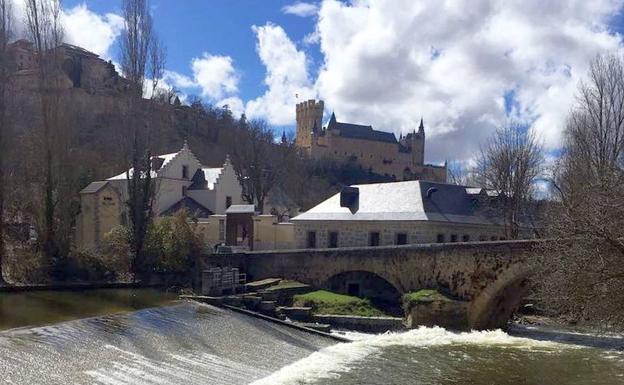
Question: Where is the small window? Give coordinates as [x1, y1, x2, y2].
[226, 196, 232, 209]
[396, 233, 407, 245]
[103, 196, 113, 202]
[329, 231, 339, 248]
[462, 235, 470, 242]
[218, 219, 225, 240]
[436, 234, 445, 243]
[307, 231, 317, 248]
[182, 165, 189, 179]
[369, 232, 380, 247]
[450, 234, 458, 242]
[182, 186, 187, 196]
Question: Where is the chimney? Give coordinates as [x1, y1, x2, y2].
[151, 156, 165, 171]
[340, 186, 359, 214]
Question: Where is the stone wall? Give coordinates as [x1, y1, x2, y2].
[293, 220, 506, 249]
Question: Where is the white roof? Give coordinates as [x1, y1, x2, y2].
[107, 152, 178, 181]
[202, 167, 222, 190]
[226, 204, 256, 214]
[292, 180, 502, 225]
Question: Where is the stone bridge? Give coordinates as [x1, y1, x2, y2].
[203, 239, 546, 330]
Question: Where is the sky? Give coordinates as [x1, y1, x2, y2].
[22, 0, 624, 164]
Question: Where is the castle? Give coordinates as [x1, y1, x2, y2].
[295, 100, 447, 182]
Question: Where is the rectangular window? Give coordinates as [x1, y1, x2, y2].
[437, 234, 445, 243]
[182, 186, 187, 196]
[462, 234, 470, 242]
[182, 165, 189, 179]
[329, 231, 339, 248]
[450, 234, 458, 242]
[226, 196, 232, 209]
[218, 220, 225, 241]
[307, 231, 317, 248]
[369, 231, 380, 247]
[396, 233, 407, 245]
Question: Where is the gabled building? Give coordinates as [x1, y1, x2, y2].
[76, 142, 244, 250]
[291, 180, 513, 249]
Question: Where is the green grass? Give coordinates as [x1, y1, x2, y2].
[293, 290, 386, 317]
[403, 289, 451, 306]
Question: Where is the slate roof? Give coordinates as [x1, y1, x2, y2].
[80, 181, 109, 194]
[160, 196, 213, 218]
[326, 113, 397, 144]
[292, 180, 503, 226]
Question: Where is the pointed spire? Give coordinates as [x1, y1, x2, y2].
[418, 117, 425, 134]
[329, 112, 337, 127]
[281, 130, 287, 144]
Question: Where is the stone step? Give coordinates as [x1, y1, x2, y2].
[242, 295, 262, 309]
[245, 278, 282, 291]
[279, 306, 313, 322]
[258, 301, 277, 314]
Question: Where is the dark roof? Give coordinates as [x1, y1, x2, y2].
[80, 181, 109, 194]
[160, 196, 213, 218]
[188, 168, 207, 190]
[327, 113, 397, 144]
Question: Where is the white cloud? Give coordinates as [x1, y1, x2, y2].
[62, 4, 124, 58]
[218, 96, 245, 118]
[282, 2, 319, 17]
[245, 23, 315, 125]
[191, 53, 239, 99]
[9, 2, 123, 59]
[307, 0, 624, 162]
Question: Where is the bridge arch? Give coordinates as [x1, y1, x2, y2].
[324, 270, 402, 301]
[468, 262, 535, 329]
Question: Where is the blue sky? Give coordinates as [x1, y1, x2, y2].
[64, 0, 322, 108]
[53, 1, 624, 164]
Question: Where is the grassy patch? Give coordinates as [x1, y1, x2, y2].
[403, 289, 452, 308]
[293, 290, 386, 317]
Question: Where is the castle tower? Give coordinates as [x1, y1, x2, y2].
[295, 99, 324, 150]
[411, 117, 425, 165]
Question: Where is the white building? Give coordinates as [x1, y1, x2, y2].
[76, 142, 244, 249]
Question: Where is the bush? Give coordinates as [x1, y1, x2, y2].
[143, 210, 204, 274]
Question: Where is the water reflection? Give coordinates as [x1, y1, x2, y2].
[0, 288, 178, 330]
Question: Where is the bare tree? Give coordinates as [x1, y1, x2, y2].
[25, 0, 64, 270]
[228, 119, 283, 213]
[0, 0, 12, 284]
[474, 121, 544, 239]
[119, 0, 165, 279]
[539, 54, 624, 329]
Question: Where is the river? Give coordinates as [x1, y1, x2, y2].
[0, 289, 623, 384]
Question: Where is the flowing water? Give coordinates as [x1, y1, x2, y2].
[0, 289, 623, 384]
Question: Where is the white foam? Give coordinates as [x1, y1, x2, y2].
[250, 327, 569, 385]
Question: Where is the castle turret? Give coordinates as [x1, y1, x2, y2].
[296, 99, 324, 150]
[411, 117, 425, 165]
